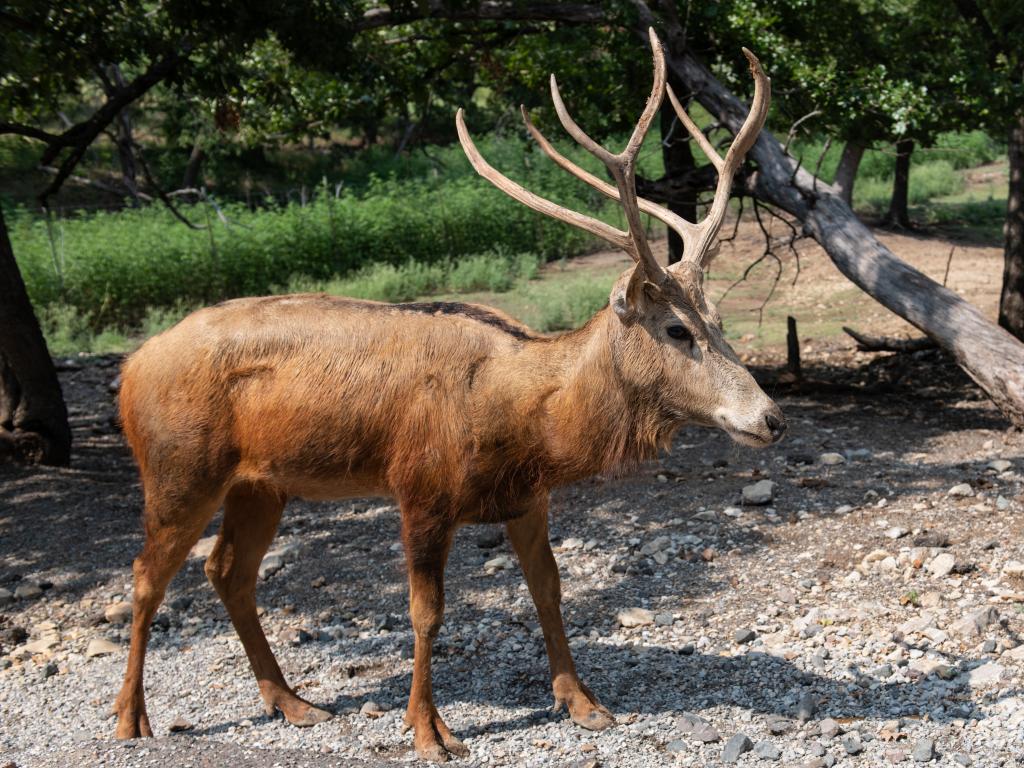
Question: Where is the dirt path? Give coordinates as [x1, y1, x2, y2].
[1, 344, 1023, 767]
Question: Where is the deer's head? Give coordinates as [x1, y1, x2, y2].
[457, 29, 785, 448]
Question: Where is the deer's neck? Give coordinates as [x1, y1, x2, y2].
[516, 308, 674, 485]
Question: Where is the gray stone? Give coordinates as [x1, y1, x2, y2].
[85, 638, 120, 658]
[754, 740, 781, 760]
[168, 716, 193, 733]
[734, 628, 757, 644]
[819, 718, 840, 738]
[41, 662, 58, 679]
[967, 662, 1005, 687]
[950, 606, 999, 638]
[988, 459, 1012, 473]
[952, 754, 972, 766]
[360, 700, 386, 717]
[104, 601, 132, 624]
[842, 731, 863, 755]
[665, 739, 687, 754]
[742, 480, 775, 506]
[280, 627, 311, 646]
[0, 587, 12, 606]
[796, 691, 816, 722]
[618, 607, 655, 628]
[14, 583, 42, 600]
[819, 452, 846, 466]
[654, 612, 674, 627]
[722, 734, 754, 763]
[911, 737, 935, 762]
[926, 553, 956, 578]
[947, 483, 974, 497]
[677, 712, 720, 743]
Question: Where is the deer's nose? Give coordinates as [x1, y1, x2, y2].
[765, 410, 787, 442]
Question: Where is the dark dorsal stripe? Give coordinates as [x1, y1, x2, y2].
[397, 302, 537, 342]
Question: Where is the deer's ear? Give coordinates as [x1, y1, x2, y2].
[611, 264, 658, 323]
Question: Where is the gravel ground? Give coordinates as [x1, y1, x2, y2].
[1, 348, 1023, 768]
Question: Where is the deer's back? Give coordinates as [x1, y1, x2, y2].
[119, 294, 539, 506]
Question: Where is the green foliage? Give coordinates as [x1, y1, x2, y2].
[854, 161, 962, 211]
[9, 131, 663, 330]
[536, 275, 610, 332]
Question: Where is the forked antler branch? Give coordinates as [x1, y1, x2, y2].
[456, 29, 770, 274]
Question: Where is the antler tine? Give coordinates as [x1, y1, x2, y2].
[682, 47, 771, 268]
[665, 84, 724, 172]
[547, 26, 668, 279]
[520, 105, 701, 244]
[456, 109, 633, 254]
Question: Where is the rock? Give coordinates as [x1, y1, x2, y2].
[766, 717, 791, 735]
[618, 607, 654, 628]
[85, 638, 120, 657]
[562, 537, 585, 550]
[952, 754, 972, 766]
[640, 536, 669, 556]
[20, 634, 60, 655]
[189, 535, 217, 559]
[677, 712, 720, 743]
[310, 575, 327, 588]
[13, 583, 42, 600]
[777, 586, 797, 604]
[734, 628, 757, 644]
[885, 527, 909, 540]
[796, 691, 816, 722]
[842, 732, 863, 755]
[104, 601, 132, 624]
[654, 612, 674, 627]
[280, 628, 311, 646]
[819, 452, 846, 465]
[926, 553, 956, 578]
[950, 606, 999, 638]
[41, 662, 58, 679]
[967, 662, 1005, 687]
[819, 718, 840, 738]
[754, 740, 781, 760]
[721, 734, 753, 763]
[168, 716, 193, 733]
[996, 495, 1011, 511]
[0, 588, 12, 606]
[259, 553, 285, 579]
[742, 480, 775, 506]
[1002, 560, 1024, 578]
[665, 739, 687, 754]
[911, 737, 935, 762]
[694, 510, 718, 522]
[988, 459, 1012, 473]
[484, 555, 513, 572]
[947, 483, 974, 497]
[475, 529, 504, 549]
[360, 700, 386, 718]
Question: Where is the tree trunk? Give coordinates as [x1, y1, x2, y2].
[656, 35, 1024, 425]
[833, 141, 864, 207]
[107, 65, 140, 204]
[999, 115, 1024, 341]
[0, 206, 71, 465]
[660, 96, 697, 264]
[182, 141, 205, 189]
[885, 138, 914, 227]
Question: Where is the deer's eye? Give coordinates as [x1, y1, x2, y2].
[666, 324, 691, 342]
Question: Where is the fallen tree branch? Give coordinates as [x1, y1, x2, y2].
[842, 327, 938, 353]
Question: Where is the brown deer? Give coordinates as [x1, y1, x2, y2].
[113, 29, 781, 762]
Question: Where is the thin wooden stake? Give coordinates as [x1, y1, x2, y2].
[786, 315, 801, 380]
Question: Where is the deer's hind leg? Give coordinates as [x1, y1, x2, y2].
[115, 487, 221, 739]
[204, 482, 331, 727]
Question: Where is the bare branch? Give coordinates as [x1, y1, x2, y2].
[843, 327, 937, 353]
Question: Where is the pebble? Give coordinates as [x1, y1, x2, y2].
[0, 588, 12, 606]
[742, 480, 775, 505]
[911, 737, 935, 762]
[819, 452, 846, 465]
[926, 553, 956, 578]
[947, 483, 974, 497]
[85, 638, 120, 658]
[754, 740, 781, 760]
[819, 718, 840, 738]
[104, 601, 132, 624]
[677, 712, 721, 743]
[617, 607, 654, 628]
[884, 527, 909, 539]
[665, 739, 687, 754]
[987, 459, 1012, 472]
[721, 733, 753, 763]
[359, 700, 386, 718]
[280, 628, 311, 646]
[842, 732, 863, 755]
[13, 583, 42, 600]
[734, 628, 756, 644]
[966, 662, 1005, 687]
[484, 555, 514, 572]
[796, 691, 816, 722]
[949, 606, 998, 638]
[168, 716, 193, 733]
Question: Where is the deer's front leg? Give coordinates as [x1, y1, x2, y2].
[506, 497, 615, 731]
[402, 523, 469, 763]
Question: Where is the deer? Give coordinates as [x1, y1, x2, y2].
[112, 29, 782, 763]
